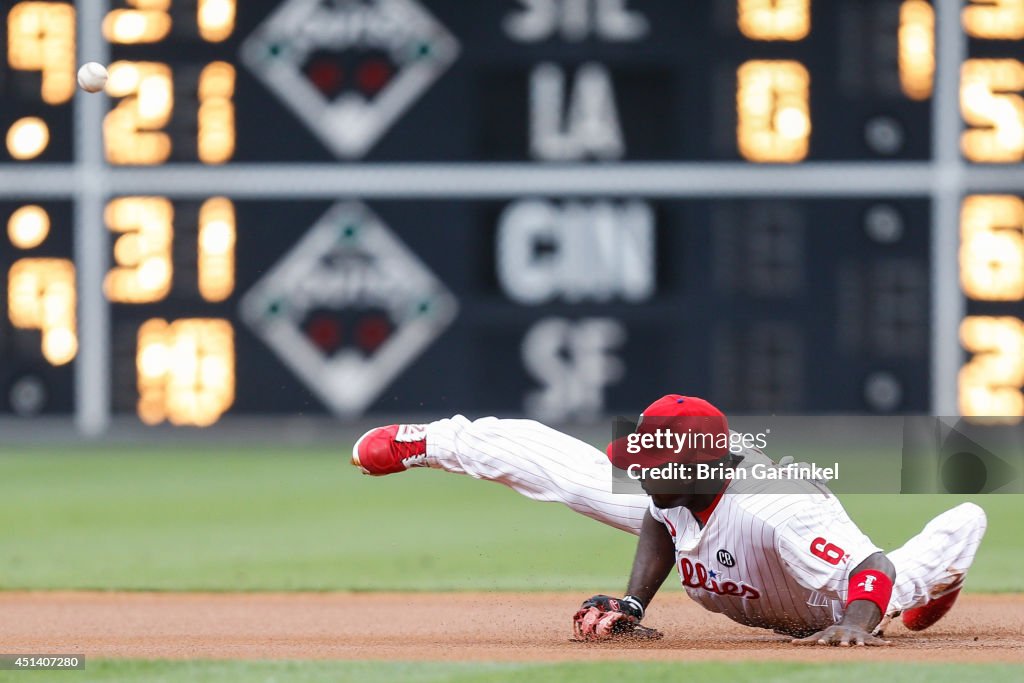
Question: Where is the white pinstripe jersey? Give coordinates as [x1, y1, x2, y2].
[649, 474, 881, 635]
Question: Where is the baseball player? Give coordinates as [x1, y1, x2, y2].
[351, 394, 987, 646]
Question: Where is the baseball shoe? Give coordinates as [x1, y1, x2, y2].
[901, 576, 965, 631]
[351, 424, 429, 476]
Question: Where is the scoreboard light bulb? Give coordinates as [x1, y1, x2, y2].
[6, 117, 49, 160]
[137, 75, 173, 124]
[198, 0, 237, 42]
[138, 343, 168, 379]
[102, 9, 172, 44]
[995, 104, 1024, 147]
[8, 205, 50, 249]
[774, 107, 810, 139]
[961, 81, 990, 110]
[113, 233, 142, 266]
[199, 355, 229, 386]
[42, 327, 77, 366]
[137, 257, 171, 290]
[738, 0, 811, 41]
[200, 220, 232, 254]
[106, 62, 141, 95]
[963, 0, 1024, 40]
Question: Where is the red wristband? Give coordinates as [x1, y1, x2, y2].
[846, 569, 893, 614]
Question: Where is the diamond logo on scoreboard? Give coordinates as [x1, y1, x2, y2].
[241, 0, 460, 159]
[240, 202, 458, 416]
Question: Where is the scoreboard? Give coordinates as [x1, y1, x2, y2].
[0, 0, 1022, 432]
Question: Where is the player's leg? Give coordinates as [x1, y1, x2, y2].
[353, 416, 648, 534]
[883, 502, 987, 628]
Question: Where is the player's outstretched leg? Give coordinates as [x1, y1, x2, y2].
[352, 416, 648, 534]
[883, 502, 987, 632]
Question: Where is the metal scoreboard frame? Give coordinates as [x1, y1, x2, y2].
[0, 0, 1023, 435]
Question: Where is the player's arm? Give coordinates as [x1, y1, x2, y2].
[836, 552, 896, 634]
[794, 551, 896, 646]
[623, 509, 677, 609]
[572, 510, 673, 640]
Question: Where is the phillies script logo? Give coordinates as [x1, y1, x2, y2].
[859, 575, 876, 592]
[679, 558, 761, 599]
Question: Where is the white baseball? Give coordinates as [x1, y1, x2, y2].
[77, 62, 109, 93]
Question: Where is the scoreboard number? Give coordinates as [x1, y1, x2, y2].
[197, 197, 236, 302]
[960, 195, 1024, 302]
[960, 59, 1024, 164]
[104, 62, 175, 165]
[8, 258, 76, 367]
[198, 63, 237, 164]
[959, 316, 1024, 421]
[736, 60, 811, 163]
[136, 318, 235, 426]
[737, 0, 811, 42]
[104, 197, 174, 304]
[6, 1, 76, 105]
[899, 0, 935, 101]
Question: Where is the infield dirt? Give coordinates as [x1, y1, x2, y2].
[1, 592, 1021, 663]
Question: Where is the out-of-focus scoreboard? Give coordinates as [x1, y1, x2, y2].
[0, 0, 1021, 431]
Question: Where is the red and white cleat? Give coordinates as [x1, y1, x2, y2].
[902, 582, 964, 631]
[351, 424, 429, 476]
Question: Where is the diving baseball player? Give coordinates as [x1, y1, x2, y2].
[351, 394, 987, 646]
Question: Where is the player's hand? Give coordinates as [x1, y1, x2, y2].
[572, 595, 662, 641]
[579, 595, 643, 618]
[792, 624, 890, 647]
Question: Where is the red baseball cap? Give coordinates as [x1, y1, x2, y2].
[606, 394, 730, 471]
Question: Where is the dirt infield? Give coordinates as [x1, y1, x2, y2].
[0, 591, 1022, 663]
